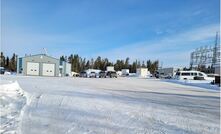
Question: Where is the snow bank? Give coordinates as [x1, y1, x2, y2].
[163, 79, 220, 90]
[0, 81, 28, 134]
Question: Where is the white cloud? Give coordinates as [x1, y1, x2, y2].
[1, 20, 219, 68]
[96, 24, 219, 67]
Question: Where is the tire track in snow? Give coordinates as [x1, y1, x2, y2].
[20, 92, 42, 133]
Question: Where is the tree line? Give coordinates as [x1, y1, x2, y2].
[0, 52, 17, 71]
[0, 52, 159, 73]
[61, 54, 159, 73]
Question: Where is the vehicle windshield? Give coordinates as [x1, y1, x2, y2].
[199, 73, 203, 76]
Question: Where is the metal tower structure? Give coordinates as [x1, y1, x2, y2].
[190, 32, 220, 68]
[212, 32, 220, 66]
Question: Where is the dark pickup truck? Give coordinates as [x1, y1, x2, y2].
[106, 71, 117, 78]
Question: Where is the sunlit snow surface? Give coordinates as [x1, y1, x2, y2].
[0, 80, 27, 134]
[0, 75, 220, 134]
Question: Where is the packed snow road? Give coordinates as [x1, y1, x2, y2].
[1, 75, 220, 134]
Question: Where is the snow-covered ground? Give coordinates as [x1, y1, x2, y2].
[0, 75, 220, 134]
[162, 79, 220, 90]
[0, 79, 27, 134]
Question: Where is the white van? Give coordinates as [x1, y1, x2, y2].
[174, 71, 213, 81]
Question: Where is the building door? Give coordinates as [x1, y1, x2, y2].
[42, 63, 55, 76]
[27, 62, 39, 76]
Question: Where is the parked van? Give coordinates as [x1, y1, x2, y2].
[175, 71, 213, 81]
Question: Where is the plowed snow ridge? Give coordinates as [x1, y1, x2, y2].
[0, 81, 28, 134]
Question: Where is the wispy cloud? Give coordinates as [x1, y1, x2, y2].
[95, 24, 219, 67]
[2, 0, 219, 65]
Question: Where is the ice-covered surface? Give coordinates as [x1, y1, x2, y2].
[0, 79, 27, 134]
[0, 75, 220, 134]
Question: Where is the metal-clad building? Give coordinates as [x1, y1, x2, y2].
[17, 54, 71, 77]
[214, 64, 220, 75]
[158, 67, 178, 77]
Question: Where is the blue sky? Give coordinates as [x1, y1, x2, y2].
[1, 0, 220, 67]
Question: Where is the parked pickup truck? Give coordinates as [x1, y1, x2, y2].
[79, 71, 87, 78]
[89, 72, 96, 78]
[99, 71, 106, 78]
[106, 71, 117, 78]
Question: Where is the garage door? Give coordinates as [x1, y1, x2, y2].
[27, 62, 39, 76]
[42, 63, 55, 76]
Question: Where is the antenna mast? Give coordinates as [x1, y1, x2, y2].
[43, 48, 48, 55]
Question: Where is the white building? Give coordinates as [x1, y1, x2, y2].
[106, 66, 115, 71]
[136, 68, 149, 77]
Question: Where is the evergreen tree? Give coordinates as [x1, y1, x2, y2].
[60, 55, 66, 62]
[146, 60, 151, 69]
[73, 55, 80, 72]
[68, 54, 74, 71]
[90, 58, 94, 69]
[141, 61, 146, 67]
[85, 60, 90, 70]
[80, 58, 86, 72]
[0, 52, 5, 67]
[9, 53, 17, 71]
[137, 60, 141, 68]
[94, 56, 102, 69]
[114, 59, 125, 71]
[104, 58, 110, 70]
[131, 61, 137, 73]
[124, 57, 129, 69]
[5, 57, 9, 69]
[64, 54, 161, 74]
[149, 60, 159, 74]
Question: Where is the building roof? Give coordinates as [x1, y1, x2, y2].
[19, 54, 59, 60]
